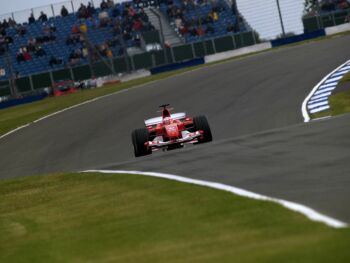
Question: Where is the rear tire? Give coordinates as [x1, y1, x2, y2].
[193, 115, 212, 143]
[132, 128, 152, 157]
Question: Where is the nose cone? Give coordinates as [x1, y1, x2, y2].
[165, 124, 179, 140]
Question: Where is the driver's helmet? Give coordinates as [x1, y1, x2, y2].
[163, 117, 172, 125]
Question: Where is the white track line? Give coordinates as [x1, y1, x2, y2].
[83, 170, 347, 229]
[302, 59, 350, 122]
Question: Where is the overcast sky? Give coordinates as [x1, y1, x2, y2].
[0, 0, 305, 39]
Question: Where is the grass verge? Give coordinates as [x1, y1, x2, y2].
[1, 31, 350, 136]
[1, 172, 350, 262]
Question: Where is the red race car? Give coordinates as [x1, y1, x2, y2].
[131, 104, 212, 157]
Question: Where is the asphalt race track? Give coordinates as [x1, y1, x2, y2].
[1, 34, 350, 222]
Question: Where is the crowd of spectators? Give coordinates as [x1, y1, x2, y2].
[320, 0, 350, 12]
[15, 21, 57, 63]
[64, 0, 155, 63]
[163, 0, 229, 38]
[1, 0, 158, 76]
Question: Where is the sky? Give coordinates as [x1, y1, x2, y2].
[0, 0, 305, 39]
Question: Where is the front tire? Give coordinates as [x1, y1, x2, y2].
[193, 115, 212, 143]
[132, 128, 152, 157]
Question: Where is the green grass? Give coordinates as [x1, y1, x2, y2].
[311, 71, 350, 119]
[0, 172, 349, 262]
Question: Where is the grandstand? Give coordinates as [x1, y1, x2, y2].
[0, 0, 254, 97]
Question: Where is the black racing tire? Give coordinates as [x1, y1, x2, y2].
[193, 115, 212, 143]
[131, 128, 152, 157]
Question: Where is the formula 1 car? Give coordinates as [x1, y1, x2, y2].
[131, 104, 212, 157]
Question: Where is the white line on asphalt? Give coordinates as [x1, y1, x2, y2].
[83, 170, 347, 228]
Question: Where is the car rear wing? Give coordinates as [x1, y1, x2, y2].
[145, 112, 186, 126]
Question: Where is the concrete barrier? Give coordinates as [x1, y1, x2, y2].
[204, 42, 272, 64]
[325, 22, 350, 36]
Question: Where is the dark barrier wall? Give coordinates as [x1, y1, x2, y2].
[303, 17, 321, 33]
[93, 61, 113, 77]
[113, 57, 130, 73]
[32, 73, 51, 90]
[173, 45, 194, 62]
[16, 77, 31, 92]
[303, 10, 350, 33]
[0, 94, 47, 110]
[72, 64, 92, 81]
[153, 50, 167, 66]
[214, 36, 235, 52]
[53, 69, 71, 82]
[141, 30, 161, 44]
[133, 53, 153, 70]
[0, 80, 10, 96]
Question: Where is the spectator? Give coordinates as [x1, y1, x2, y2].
[39, 11, 48, 23]
[175, 16, 182, 28]
[87, 2, 96, 16]
[28, 13, 35, 24]
[34, 45, 46, 57]
[2, 19, 9, 29]
[82, 45, 89, 57]
[23, 49, 32, 61]
[69, 48, 82, 65]
[164, 41, 171, 48]
[85, 17, 96, 28]
[27, 37, 37, 52]
[122, 30, 132, 41]
[8, 18, 17, 27]
[196, 26, 205, 36]
[79, 22, 88, 33]
[50, 23, 57, 32]
[61, 5, 69, 17]
[132, 19, 143, 31]
[107, 0, 114, 8]
[226, 23, 234, 33]
[49, 55, 63, 67]
[208, 10, 219, 22]
[100, 0, 109, 10]
[128, 6, 136, 17]
[5, 35, 13, 44]
[106, 47, 113, 58]
[98, 10, 110, 27]
[112, 4, 121, 17]
[16, 24, 27, 36]
[77, 4, 89, 19]
[43, 23, 51, 34]
[71, 25, 80, 34]
[16, 50, 25, 63]
[205, 25, 215, 34]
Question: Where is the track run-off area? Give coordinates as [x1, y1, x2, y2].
[1, 34, 350, 223]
